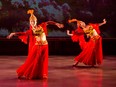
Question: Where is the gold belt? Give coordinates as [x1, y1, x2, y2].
[91, 35, 100, 41]
[35, 40, 48, 45]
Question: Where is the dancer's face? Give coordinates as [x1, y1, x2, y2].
[80, 21, 86, 28]
[30, 20, 37, 27]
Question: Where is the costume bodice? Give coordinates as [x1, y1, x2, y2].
[32, 25, 48, 45]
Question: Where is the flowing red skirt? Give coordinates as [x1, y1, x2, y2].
[17, 45, 48, 79]
[74, 37, 103, 65]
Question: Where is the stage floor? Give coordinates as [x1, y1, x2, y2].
[0, 55, 116, 87]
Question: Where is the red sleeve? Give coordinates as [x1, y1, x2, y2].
[16, 30, 30, 44]
[90, 23, 100, 34]
[46, 21, 56, 25]
[71, 30, 79, 42]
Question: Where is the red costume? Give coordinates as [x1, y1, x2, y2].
[16, 22, 48, 79]
[71, 24, 103, 65]
[7, 9, 63, 79]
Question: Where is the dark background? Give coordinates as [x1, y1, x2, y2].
[0, 0, 116, 55]
[0, 0, 115, 38]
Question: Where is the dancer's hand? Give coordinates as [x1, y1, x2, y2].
[56, 23, 64, 28]
[103, 19, 107, 24]
[99, 19, 107, 26]
[7, 33, 15, 39]
[67, 30, 73, 36]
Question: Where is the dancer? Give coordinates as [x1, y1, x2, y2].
[67, 18, 106, 66]
[7, 9, 63, 79]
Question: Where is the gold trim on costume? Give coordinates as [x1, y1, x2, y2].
[84, 25, 100, 41]
[35, 40, 48, 45]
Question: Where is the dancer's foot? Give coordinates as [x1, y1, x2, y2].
[72, 62, 78, 67]
[18, 76, 22, 79]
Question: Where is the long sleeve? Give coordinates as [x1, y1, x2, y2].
[46, 21, 57, 25]
[39, 23, 48, 36]
[16, 30, 31, 44]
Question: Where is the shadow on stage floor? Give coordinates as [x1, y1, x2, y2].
[0, 55, 116, 87]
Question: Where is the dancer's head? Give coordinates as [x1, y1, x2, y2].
[77, 20, 86, 28]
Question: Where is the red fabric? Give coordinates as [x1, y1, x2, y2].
[71, 27, 87, 50]
[16, 23, 48, 79]
[74, 37, 103, 65]
[17, 30, 30, 44]
[72, 24, 103, 65]
[71, 31, 79, 42]
[89, 23, 101, 34]
[40, 22, 48, 36]
[17, 45, 48, 79]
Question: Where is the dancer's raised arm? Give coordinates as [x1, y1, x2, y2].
[98, 19, 107, 26]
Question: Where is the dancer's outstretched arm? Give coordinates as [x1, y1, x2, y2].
[46, 21, 64, 28]
[7, 33, 16, 39]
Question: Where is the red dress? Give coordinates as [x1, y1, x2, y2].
[16, 22, 48, 79]
[72, 24, 103, 65]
